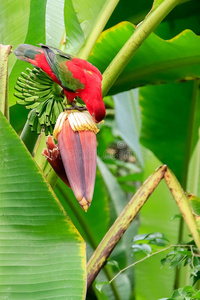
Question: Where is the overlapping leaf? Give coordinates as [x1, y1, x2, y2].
[46, 0, 65, 48]
[140, 81, 200, 183]
[113, 89, 143, 167]
[89, 22, 200, 96]
[8, 0, 47, 132]
[0, 112, 86, 299]
[63, 0, 118, 56]
[0, 0, 30, 74]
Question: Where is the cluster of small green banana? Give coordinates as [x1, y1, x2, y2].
[14, 67, 65, 134]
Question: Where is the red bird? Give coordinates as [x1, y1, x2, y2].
[14, 44, 105, 122]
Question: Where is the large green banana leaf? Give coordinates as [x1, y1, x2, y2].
[0, 112, 86, 299]
[89, 22, 200, 95]
[46, 0, 65, 48]
[7, 0, 47, 131]
[140, 80, 200, 184]
[132, 80, 200, 299]
[63, 0, 119, 56]
[0, 0, 30, 73]
[113, 90, 143, 167]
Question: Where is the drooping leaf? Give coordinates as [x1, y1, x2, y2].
[0, 112, 86, 299]
[63, 0, 119, 56]
[97, 123, 115, 160]
[113, 89, 143, 167]
[140, 81, 199, 183]
[64, 0, 85, 54]
[89, 22, 200, 96]
[0, 0, 30, 73]
[9, 0, 47, 106]
[46, 0, 65, 48]
[97, 156, 138, 288]
[97, 157, 127, 216]
[8, 0, 47, 132]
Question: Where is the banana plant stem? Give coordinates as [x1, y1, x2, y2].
[0, 44, 12, 120]
[101, 0, 181, 96]
[87, 165, 167, 287]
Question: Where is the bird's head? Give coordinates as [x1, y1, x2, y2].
[92, 107, 106, 123]
[87, 98, 106, 123]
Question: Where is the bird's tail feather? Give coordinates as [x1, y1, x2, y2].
[14, 44, 43, 64]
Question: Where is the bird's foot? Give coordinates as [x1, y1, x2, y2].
[65, 102, 87, 112]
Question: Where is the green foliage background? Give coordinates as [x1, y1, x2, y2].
[1, 0, 200, 299]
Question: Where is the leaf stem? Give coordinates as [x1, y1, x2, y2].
[87, 165, 167, 287]
[101, 0, 181, 96]
[109, 245, 180, 284]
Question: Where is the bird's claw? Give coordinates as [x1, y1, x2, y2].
[65, 101, 87, 112]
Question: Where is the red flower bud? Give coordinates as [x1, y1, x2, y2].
[42, 136, 70, 188]
[43, 111, 99, 211]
